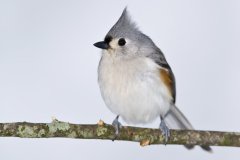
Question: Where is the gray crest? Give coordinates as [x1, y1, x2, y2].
[106, 8, 140, 39]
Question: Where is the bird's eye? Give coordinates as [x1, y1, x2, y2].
[118, 38, 126, 46]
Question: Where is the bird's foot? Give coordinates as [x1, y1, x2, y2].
[112, 115, 122, 140]
[159, 118, 170, 144]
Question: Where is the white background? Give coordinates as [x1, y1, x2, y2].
[0, 0, 240, 159]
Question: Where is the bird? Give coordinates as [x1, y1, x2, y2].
[93, 8, 211, 152]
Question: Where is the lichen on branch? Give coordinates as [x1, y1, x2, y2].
[0, 119, 239, 148]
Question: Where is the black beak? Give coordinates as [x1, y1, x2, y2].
[93, 41, 109, 49]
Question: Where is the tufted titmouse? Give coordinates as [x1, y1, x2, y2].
[94, 8, 211, 151]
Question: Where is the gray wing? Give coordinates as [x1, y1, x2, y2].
[148, 48, 176, 103]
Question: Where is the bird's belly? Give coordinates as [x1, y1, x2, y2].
[98, 56, 171, 124]
[106, 84, 164, 123]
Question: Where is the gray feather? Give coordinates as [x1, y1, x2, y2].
[165, 105, 212, 151]
[107, 8, 139, 40]
[165, 105, 195, 150]
[165, 105, 193, 130]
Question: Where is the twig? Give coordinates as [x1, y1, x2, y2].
[0, 119, 239, 148]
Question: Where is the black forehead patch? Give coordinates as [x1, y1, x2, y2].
[104, 36, 112, 44]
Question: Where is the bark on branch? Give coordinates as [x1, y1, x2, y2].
[0, 119, 239, 148]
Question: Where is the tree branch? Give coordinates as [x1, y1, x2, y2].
[0, 119, 239, 148]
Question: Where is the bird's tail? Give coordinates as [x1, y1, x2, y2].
[164, 104, 212, 152]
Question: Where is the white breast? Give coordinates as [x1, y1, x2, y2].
[98, 53, 172, 124]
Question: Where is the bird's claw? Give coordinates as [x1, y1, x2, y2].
[159, 118, 170, 144]
[112, 115, 122, 140]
